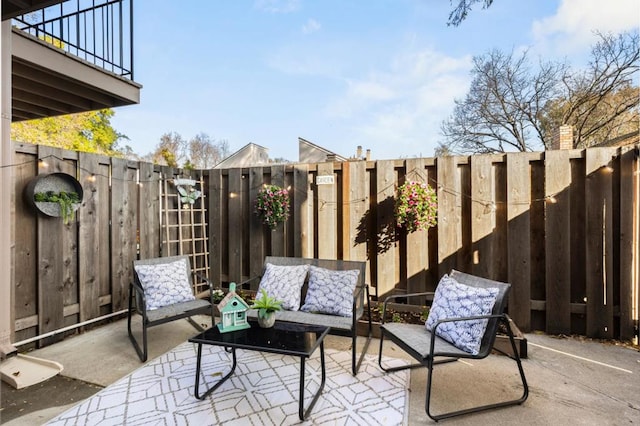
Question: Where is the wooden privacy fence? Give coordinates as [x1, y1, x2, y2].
[10, 142, 640, 346]
[11, 143, 208, 346]
[209, 145, 638, 341]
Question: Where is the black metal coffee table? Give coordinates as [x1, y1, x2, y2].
[189, 320, 330, 421]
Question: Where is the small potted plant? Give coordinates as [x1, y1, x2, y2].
[254, 184, 290, 230]
[34, 190, 81, 225]
[395, 181, 437, 232]
[251, 289, 282, 328]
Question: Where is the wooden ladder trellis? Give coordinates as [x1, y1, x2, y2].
[160, 173, 210, 296]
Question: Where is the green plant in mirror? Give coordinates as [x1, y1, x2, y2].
[34, 190, 81, 225]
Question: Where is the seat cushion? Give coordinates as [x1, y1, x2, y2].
[300, 266, 359, 317]
[134, 258, 195, 311]
[257, 263, 309, 311]
[425, 274, 499, 355]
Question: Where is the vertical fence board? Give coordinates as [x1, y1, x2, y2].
[317, 162, 337, 259]
[347, 161, 368, 263]
[618, 146, 636, 340]
[13, 147, 38, 341]
[570, 155, 587, 334]
[208, 169, 223, 284]
[110, 158, 137, 311]
[293, 164, 310, 258]
[139, 162, 161, 259]
[405, 159, 428, 303]
[544, 150, 572, 334]
[506, 153, 531, 331]
[228, 168, 243, 282]
[270, 166, 286, 256]
[375, 160, 396, 297]
[586, 148, 616, 338]
[470, 155, 496, 279]
[78, 153, 101, 321]
[36, 146, 68, 345]
[437, 156, 462, 278]
[249, 168, 265, 280]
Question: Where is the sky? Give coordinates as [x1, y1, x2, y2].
[111, 0, 640, 162]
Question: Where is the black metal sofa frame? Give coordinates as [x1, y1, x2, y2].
[240, 256, 372, 375]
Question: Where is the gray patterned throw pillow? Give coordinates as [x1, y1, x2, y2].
[300, 266, 359, 317]
[257, 263, 309, 311]
[425, 274, 499, 355]
[134, 259, 195, 311]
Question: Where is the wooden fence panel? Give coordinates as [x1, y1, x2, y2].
[249, 168, 265, 280]
[37, 146, 75, 345]
[110, 158, 138, 311]
[78, 153, 102, 321]
[585, 147, 617, 338]
[470, 155, 496, 279]
[317, 162, 337, 259]
[270, 166, 286, 256]
[138, 162, 161, 259]
[375, 160, 396, 297]
[405, 158, 428, 304]
[293, 164, 310, 258]
[228, 168, 243, 282]
[343, 161, 365, 261]
[618, 146, 636, 340]
[506, 153, 532, 331]
[13, 146, 38, 342]
[544, 150, 572, 334]
[9, 145, 639, 344]
[570, 154, 587, 332]
[208, 169, 223, 284]
[437, 156, 462, 278]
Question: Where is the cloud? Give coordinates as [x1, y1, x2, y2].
[302, 18, 321, 34]
[323, 48, 472, 159]
[253, 0, 300, 14]
[531, 0, 639, 55]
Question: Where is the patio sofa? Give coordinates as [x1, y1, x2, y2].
[241, 256, 372, 375]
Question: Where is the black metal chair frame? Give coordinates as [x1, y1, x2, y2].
[378, 270, 528, 422]
[127, 255, 215, 362]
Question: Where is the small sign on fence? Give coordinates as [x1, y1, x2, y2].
[316, 175, 335, 185]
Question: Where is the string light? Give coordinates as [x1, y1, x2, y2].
[1, 153, 635, 211]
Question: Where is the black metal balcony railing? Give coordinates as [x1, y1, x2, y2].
[12, 0, 134, 80]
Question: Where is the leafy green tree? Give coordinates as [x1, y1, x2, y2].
[11, 109, 129, 156]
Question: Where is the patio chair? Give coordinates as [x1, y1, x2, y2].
[378, 269, 528, 421]
[128, 255, 214, 362]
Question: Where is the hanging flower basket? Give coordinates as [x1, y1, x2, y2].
[255, 184, 290, 230]
[395, 181, 437, 232]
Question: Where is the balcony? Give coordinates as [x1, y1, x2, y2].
[6, 0, 140, 121]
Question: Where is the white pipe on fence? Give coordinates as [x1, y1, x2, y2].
[13, 309, 129, 347]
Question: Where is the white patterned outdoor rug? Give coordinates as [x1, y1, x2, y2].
[46, 342, 409, 425]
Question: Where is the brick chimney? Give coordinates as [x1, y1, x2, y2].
[356, 145, 363, 159]
[550, 125, 574, 150]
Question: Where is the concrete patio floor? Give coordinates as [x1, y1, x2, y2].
[1, 316, 639, 425]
